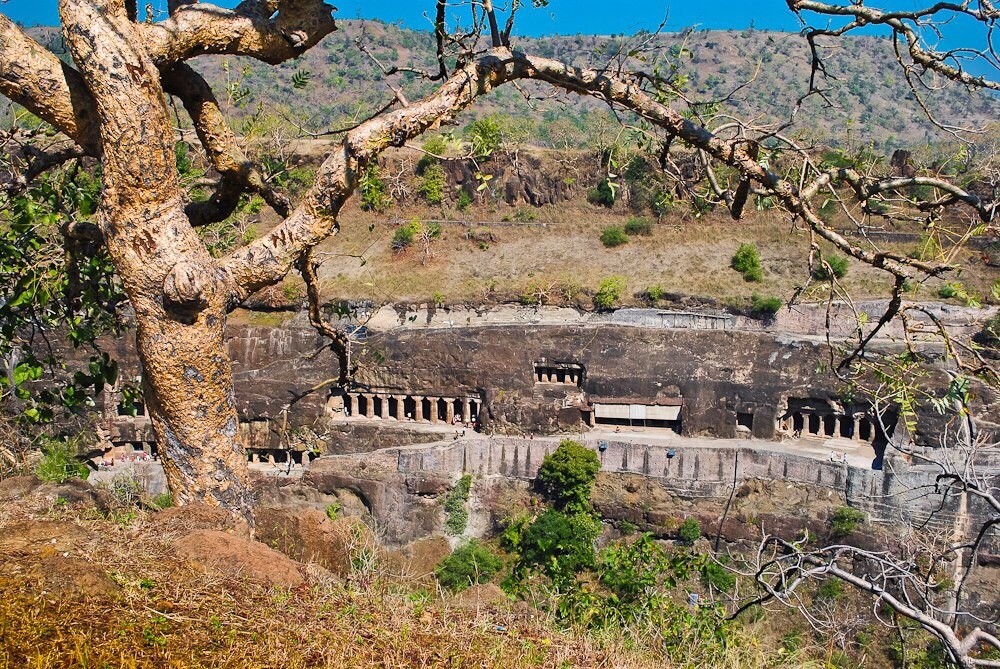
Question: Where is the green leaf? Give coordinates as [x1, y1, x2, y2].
[291, 69, 312, 90]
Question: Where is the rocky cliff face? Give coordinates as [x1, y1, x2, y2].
[215, 303, 999, 453]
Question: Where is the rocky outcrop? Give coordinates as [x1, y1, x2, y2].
[256, 507, 376, 577]
[173, 529, 305, 588]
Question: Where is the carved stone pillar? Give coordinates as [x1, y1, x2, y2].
[413, 395, 425, 422]
[445, 398, 455, 424]
[394, 395, 406, 421]
[462, 398, 472, 423]
[364, 394, 375, 419]
[428, 396, 439, 423]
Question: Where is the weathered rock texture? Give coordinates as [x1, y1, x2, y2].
[100, 303, 999, 455]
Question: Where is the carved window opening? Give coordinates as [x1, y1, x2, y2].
[533, 362, 584, 386]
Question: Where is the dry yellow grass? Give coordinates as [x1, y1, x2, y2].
[0, 503, 828, 669]
[294, 197, 995, 310]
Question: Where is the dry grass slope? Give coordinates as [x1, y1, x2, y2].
[0, 499, 826, 669]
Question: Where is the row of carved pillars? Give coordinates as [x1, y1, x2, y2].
[780, 412, 876, 442]
[247, 450, 317, 464]
[344, 393, 480, 424]
[534, 367, 581, 385]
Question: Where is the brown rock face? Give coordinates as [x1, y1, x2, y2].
[31, 556, 122, 598]
[0, 477, 111, 514]
[393, 535, 452, 581]
[172, 529, 304, 588]
[0, 476, 42, 501]
[0, 520, 94, 555]
[151, 502, 240, 534]
[255, 507, 376, 577]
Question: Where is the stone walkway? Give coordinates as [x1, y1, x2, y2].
[323, 420, 878, 470]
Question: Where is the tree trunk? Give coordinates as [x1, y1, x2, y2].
[135, 300, 254, 529]
[59, 0, 255, 528]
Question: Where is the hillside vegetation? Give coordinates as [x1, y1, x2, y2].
[22, 20, 999, 149]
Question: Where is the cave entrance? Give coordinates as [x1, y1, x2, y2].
[808, 413, 821, 435]
[592, 402, 682, 434]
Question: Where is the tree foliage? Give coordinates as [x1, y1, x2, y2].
[435, 539, 504, 592]
[0, 169, 126, 424]
[536, 439, 601, 512]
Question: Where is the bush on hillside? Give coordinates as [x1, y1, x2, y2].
[594, 276, 626, 311]
[731, 243, 763, 282]
[624, 217, 653, 236]
[435, 540, 504, 592]
[600, 226, 628, 248]
[812, 254, 849, 280]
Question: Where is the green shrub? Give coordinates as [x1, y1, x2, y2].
[358, 164, 392, 212]
[151, 492, 174, 510]
[750, 293, 783, 316]
[392, 218, 439, 252]
[511, 208, 536, 222]
[423, 135, 448, 156]
[599, 226, 629, 248]
[391, 219, 421, 251]
[435, 540, 504, 592]
[815, 578, 844, 601]
[677, 517, 701, 545]
[624, 217, 653, 236]
[456, 189, 473, 211]
[418, 135, 448, 172]
[938, 282, 961, 299]
[35, 438, 89, 484]
[701, 560, 736, 592]
[417, 163, 446, 204]
[598, 533, 668, 606]
[829, 506, 865, 537]
[938, 281, 980, 307]
[593, 276, 626, 311]
[444, 474, 473, 535]
[468, 115, 503, 157]
[817, 198, 838, 222]
[651, 189, 675, 217]
[812, 254, 849, 280]
[646, 284, 665, 302]
[731, 243, 763, 282]
[587, 178, 616, 207]
[910, 234, 942, 261]
[516, 509, 600, 588]
[536, 439, 600, 512]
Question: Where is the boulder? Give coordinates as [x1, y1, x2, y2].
[173, 529, 304, 588]
[0, 520, 93, 556]
[255, 507, 376, 577]
[150, 503, 240, 534]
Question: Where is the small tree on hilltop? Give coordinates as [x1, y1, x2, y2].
[536, 439, 601, 512]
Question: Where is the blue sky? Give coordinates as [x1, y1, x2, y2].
[2, 0, 992, 68]
[0, 0, 850, 33]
